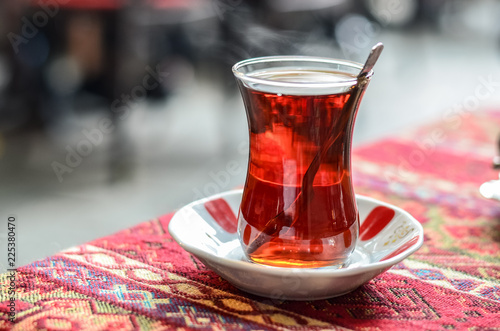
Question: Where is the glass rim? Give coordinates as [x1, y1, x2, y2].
[232, 55, 372, 89]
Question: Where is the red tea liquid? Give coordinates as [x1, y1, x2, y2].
[237, 68, 360, 268]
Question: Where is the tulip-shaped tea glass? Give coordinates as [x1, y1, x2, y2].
[233, 56, 372, 268]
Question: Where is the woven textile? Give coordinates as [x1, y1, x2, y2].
[1, 111, 500, 330]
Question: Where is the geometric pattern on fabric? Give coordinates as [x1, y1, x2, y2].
[1, 110, 500, 330]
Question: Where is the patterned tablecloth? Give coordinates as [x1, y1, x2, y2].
[1, 111, 500, 330]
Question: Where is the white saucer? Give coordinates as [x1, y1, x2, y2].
[168, 189, 423, 300]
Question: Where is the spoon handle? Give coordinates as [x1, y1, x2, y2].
[359, 42, 384, 77]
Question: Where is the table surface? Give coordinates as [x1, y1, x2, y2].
[1, 110, 500, 330]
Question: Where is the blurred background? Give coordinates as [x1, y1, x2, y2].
[1, 0, 500, 270]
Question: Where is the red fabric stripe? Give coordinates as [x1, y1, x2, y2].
[145, 0, 198, 9]
[381, 235, 420, 261]
[354, 139, 497, 185]
[204, 198, 238, 233]
[359, 206, 395, 241]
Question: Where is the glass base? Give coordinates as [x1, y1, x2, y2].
[241, 221, 358, 269]
[248, 255, 351, 269]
